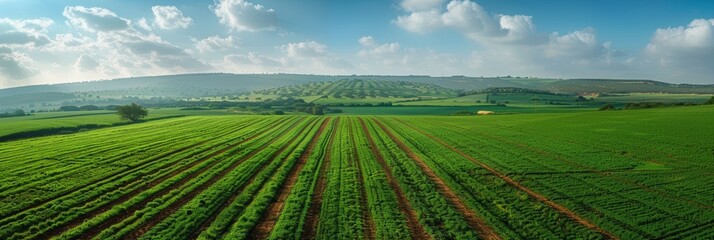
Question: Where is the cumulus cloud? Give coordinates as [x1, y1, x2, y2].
[63, 6, 130, 32]
[136, 18, 152, 31]
[152, 6, 192, 30]
[218, 41, 351, 73]
[281, 41, 328, 58]
[282, 42, 351, 72]
[0, 31, 51, 47]
[193, 35, 238, 53]
[393, 10, 442, 34]
[0, 18, 54, 48]
[354, 36, 462, 75]
[358, 37, 400, 57]
[211, 0, 277, 31]
[0, 47, 37, 82]
[643, 19, 714, 80]
[0, 18, 53, 35]
[74, 54, 100, 71]
[60, 6, 208, 75]
[393, 0, 624, 78]
[646, 19, 714, 65]
[358, 36, 375, 47]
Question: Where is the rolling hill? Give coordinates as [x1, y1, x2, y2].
[1, 73, 713, 112]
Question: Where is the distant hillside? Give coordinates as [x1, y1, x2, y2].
[541, 79, 714, 94]
[252, 79, 456, 99]
[1, 73, 712, 112]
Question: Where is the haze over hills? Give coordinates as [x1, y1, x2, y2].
[1, 73, 714, 112]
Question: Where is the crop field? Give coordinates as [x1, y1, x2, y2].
[0, 106, 713, 239]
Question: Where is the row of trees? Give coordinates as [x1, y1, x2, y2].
[0, 110, 27, 118]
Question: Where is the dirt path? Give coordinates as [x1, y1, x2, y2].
[358, 118, 431, 240]
[372, 119, 501, 240]
[349, 120, 377, 240]
[37, 118, 287, 240]
[251, 117, 334, 239]
[122, 118, 317, 239]
[394, 119, 618, 240]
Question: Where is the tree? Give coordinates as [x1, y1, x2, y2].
[117, 103, 148, 122]
[13, 109, 26, 116]
[310, 105, 324, 115]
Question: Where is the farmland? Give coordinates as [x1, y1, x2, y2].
[0, 105, 712, 239]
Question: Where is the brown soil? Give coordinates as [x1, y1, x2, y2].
[358, 118, 431, 240]
[349, 121, 377, 240]
[251, 117, 333, 239]
[372, 119, 501, 240]
[395, 119, 619, 240]
[122, 117, 315, 239]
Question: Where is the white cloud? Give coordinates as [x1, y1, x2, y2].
[0, 31, 50, 47]
[136, 18, 152, 31]
[646, 19, 714, 64]
[355, 36, 460, 75]
[0, 18, 53, 35]
[194, 35, 238, 53]
[0, 47, 37, 82]
[545, 28, 600, 59]
[281, 41, 328, 58]
[392, 0, 626, 79]
[152, 6, 192, 30]
[358, 36, 375, 47]
[211, 0, 277, 32]
[60, 6, 208, 76]
[221, 41, 351, 73]
[401, 0, 444, 12]
[644, 19, 714, 80]
[74, 54, 100, 72]
[358, 40, 400, 57]
[0, 18, 54, 48]
[63, 6, 130, 32]
[393, 10, 443, 34]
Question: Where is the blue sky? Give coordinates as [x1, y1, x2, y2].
[1, 0, 713, 88]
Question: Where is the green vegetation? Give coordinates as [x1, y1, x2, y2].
[117, 103, 148, 122]
[0, 105, 711, 239]
[1, 75, 712, 239]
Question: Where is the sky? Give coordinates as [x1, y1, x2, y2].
[1, 0, 713, 88]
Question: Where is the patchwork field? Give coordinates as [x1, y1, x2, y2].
[0, 106, 712, 239]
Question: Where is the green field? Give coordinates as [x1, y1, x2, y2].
[0, 105, 712, 239]
[336, 105, 595, 115]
